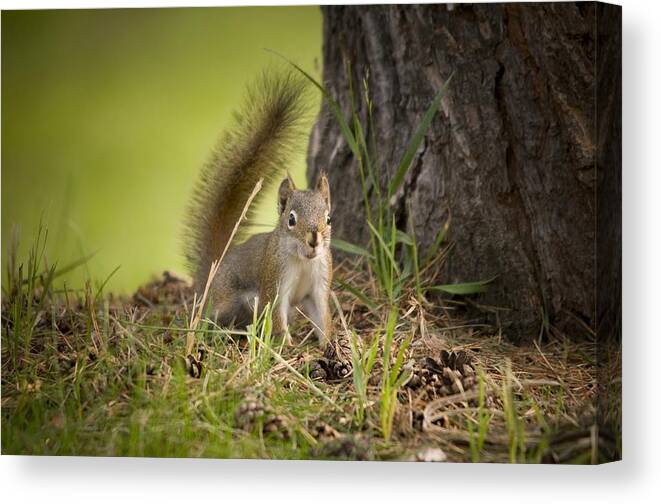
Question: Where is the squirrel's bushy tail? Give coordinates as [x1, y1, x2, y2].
[184, 69, 310, 287]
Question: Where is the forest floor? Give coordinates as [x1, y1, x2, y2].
[1, 261, 621, 463]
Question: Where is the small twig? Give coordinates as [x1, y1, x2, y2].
[330, 290, 351, 339]
[294, 306, 324, 344]
[186, 179, 263, 354]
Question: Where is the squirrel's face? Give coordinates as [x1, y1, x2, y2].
[278, 173, 331, 260]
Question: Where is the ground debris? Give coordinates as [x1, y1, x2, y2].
[234, 393, 291, 441]
[312, 434, 373, 461]
[307, 359, 328, 381]
[307, 333, 353, 381]
[1, 259, 616, 462]
[406, 350, 478, 398]
[405, 446, 447, 462]
[311, 420, 342, 441]
[133, 270, 193, 307]
[183, 345, 205, 378]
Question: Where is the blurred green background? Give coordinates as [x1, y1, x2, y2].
[1, 6, 322, 294]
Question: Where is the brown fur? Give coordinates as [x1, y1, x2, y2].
[183, 69, 310, 288]
[183, 70, 332, 344]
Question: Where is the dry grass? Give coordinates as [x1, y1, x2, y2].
[2, 253, 621, 463]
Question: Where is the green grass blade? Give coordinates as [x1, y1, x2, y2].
[387, 72, 454, 199]
[423, 215, 451, 266]
[389, 217, 399, 300]
[267, 49, 359, 157]
[405, 205, 422, 298]
[367, 221, 400, 276]
[382, 308, 398, 366]
[395, 230, 414, 246]
[400, 251, 414, 282]
[390, 332, 413, 388]
[94, 264, 121, 301]
[334, 277, 377, 311]
[350, 330, 364, 392]
[44, 251, 98, 285]
[331, 238, 373, 258]
[350, 330, 367, 423]
[426, 276, 497, 295]
[364, 332, 380, 375]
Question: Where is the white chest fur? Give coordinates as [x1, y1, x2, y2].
[280, 254, 328, 308]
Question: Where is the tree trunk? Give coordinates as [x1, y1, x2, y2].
[307, 2, 621, 342]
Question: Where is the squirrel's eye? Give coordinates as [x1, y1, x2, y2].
[326, 213, 331, 225]
[288, 211, 297, 228]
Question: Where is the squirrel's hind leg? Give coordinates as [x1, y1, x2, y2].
[213, 291, 255, 329]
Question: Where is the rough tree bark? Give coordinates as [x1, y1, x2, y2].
[307, 2, 621, 342]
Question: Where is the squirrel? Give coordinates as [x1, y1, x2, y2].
[183, 69, 332, 346]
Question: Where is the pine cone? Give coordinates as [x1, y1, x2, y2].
[406, 350, 477, 397]
[234, 394, 290, 439]
[308, 359, 328, 381]
[308, 334, 353, 381]
[412, 410, 424, 431]
[322, 334, 353, 380]
[184, 344, 206, 378]
[234, 395, 267, 431]
[262, 414, 290, 440]
[133, 271, 192, 306]
[439, 349, 470, 370]
[312, 420, 341, 441]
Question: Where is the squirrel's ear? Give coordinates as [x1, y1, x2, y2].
[316, 172, 331, 209]
[278, 175, 296, 214]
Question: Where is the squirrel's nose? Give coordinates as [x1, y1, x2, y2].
[306, 231, 319, 248]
